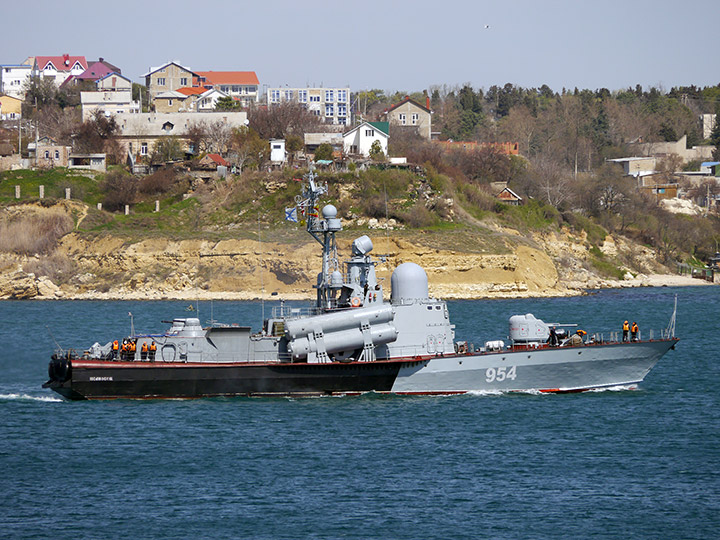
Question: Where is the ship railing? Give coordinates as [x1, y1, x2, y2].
[271, 305, 320, 319]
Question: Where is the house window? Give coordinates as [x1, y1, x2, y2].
[168, 99, 173, 106]
[270, 90, 280, 103]
[312, 110, 320, 116]
[232, 86, 240, 93]
[273, 144, 282, 150]
[338, 104, 347, 117]
[44, 151, 50, 159]
[180, 77, 187, 86]
[157, 77, 166, 85]
[365, 129, 374, 136]
[325, 90, 334, 102]
[140, 142, 148, 155]
[399, 113, 406, 125]
[325, 104, 334, 117]
[310, 95, 320, 102]
[298, 90, 307, 102]
[285, 90, 294, 101]
[350, 145, 358, 154]
[411, 113, 418, 125]
[337, 90, 347, 102]
[54, 150, 59, 159]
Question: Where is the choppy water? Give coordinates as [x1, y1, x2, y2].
[1, 287, 719, 539]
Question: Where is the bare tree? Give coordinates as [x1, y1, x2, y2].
[185, 120, 209, 155]
[249, 102, 321, 139]
[205, 120, 232, 154]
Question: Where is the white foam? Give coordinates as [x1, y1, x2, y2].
[0, 393, 63, 403]
[465, 389, 506, 397]
[588, 384, 638, 393]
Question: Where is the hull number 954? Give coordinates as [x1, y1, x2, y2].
[486, 366, 517, 383]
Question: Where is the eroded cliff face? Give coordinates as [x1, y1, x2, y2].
[0, 203, 671, 300]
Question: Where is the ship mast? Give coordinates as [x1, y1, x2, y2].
[296, 166, 341, 310]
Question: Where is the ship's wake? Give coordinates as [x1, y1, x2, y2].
[0, 393, 63, 403]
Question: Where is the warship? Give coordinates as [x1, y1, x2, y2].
[43, 170, 679, 400]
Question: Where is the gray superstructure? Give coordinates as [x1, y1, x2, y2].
[43, 169, 679, 399]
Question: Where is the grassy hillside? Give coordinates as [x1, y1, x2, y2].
[1, 165, 717, 280]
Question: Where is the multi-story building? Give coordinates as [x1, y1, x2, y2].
[143, 61, 198, 102]
[195, 72, 259, 108]
[0, 63, 33, 98]
[81, 90, 140, 120]
[266, 86, 351, 126]
[381, 95, 432, 140]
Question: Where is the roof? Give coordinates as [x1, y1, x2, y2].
[204, 153, 230, 167]
[701, 161, 720, 167]
[196, 71, 259, 86]
[344, 121, 389, 138]
[35, 55, 87, 72]
[607, 157, 656, 163]
[177, 87, 207, 96]
[155, 91, 190, 100]
[384, 96, 431, 114]
[75, 62, 115, 80]
[142, 61, 195, 77]
[97, 71, 132, 84]
[115, 112, 248, 137]
[497, 187, 523, 201]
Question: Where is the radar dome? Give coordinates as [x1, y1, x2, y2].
[322, 204, 337, 219]
[391, 262, 429, 303]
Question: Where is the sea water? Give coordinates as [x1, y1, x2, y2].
[1, 287, 718, 539]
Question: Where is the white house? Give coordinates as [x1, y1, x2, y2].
[81, 90, 140, 120]
[33, 55, 88, 87]
[196, 88, 229, 112]
[343, 121, 389, 157]
[196, 71, 259, 107]
[0, 63, 32, 98]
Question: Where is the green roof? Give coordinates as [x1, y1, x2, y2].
[368, 121, 389, 136]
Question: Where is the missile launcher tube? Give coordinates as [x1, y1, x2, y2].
[284, 304, 394, 339]
[287, 323, 398, 360]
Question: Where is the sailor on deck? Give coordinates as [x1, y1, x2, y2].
[631, 322, 639, 342]
[623, 320, 629, 342]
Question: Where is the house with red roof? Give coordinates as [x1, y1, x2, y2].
[195, 71, 259, 107]
[32, 55, 88, 86]
[198, 153, 230, 169]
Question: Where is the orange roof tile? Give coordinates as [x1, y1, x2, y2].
[196, 71, 259, 86]
[177, 86, 207, 96]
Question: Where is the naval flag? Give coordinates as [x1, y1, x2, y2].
[285, 207, 298, 222]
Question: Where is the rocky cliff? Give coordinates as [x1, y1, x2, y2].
[0, 202, 691, 300]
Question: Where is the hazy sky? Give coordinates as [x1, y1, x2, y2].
[2, 0, 718, 94]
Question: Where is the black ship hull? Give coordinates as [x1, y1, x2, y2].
[43, 357, 409, 400]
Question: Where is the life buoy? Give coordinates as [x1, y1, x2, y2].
[351, 297, 361, 307]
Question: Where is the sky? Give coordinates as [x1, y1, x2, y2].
[2, 0, 718, 95]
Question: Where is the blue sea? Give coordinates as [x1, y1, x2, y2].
[1, 287, 718, 539]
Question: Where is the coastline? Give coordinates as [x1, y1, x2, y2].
[7, 272, 711, 301]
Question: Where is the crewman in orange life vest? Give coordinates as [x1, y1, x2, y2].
[623, 320, 629, 342]
[631, 322, 639, 341]
[141, 341, 148, 360]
